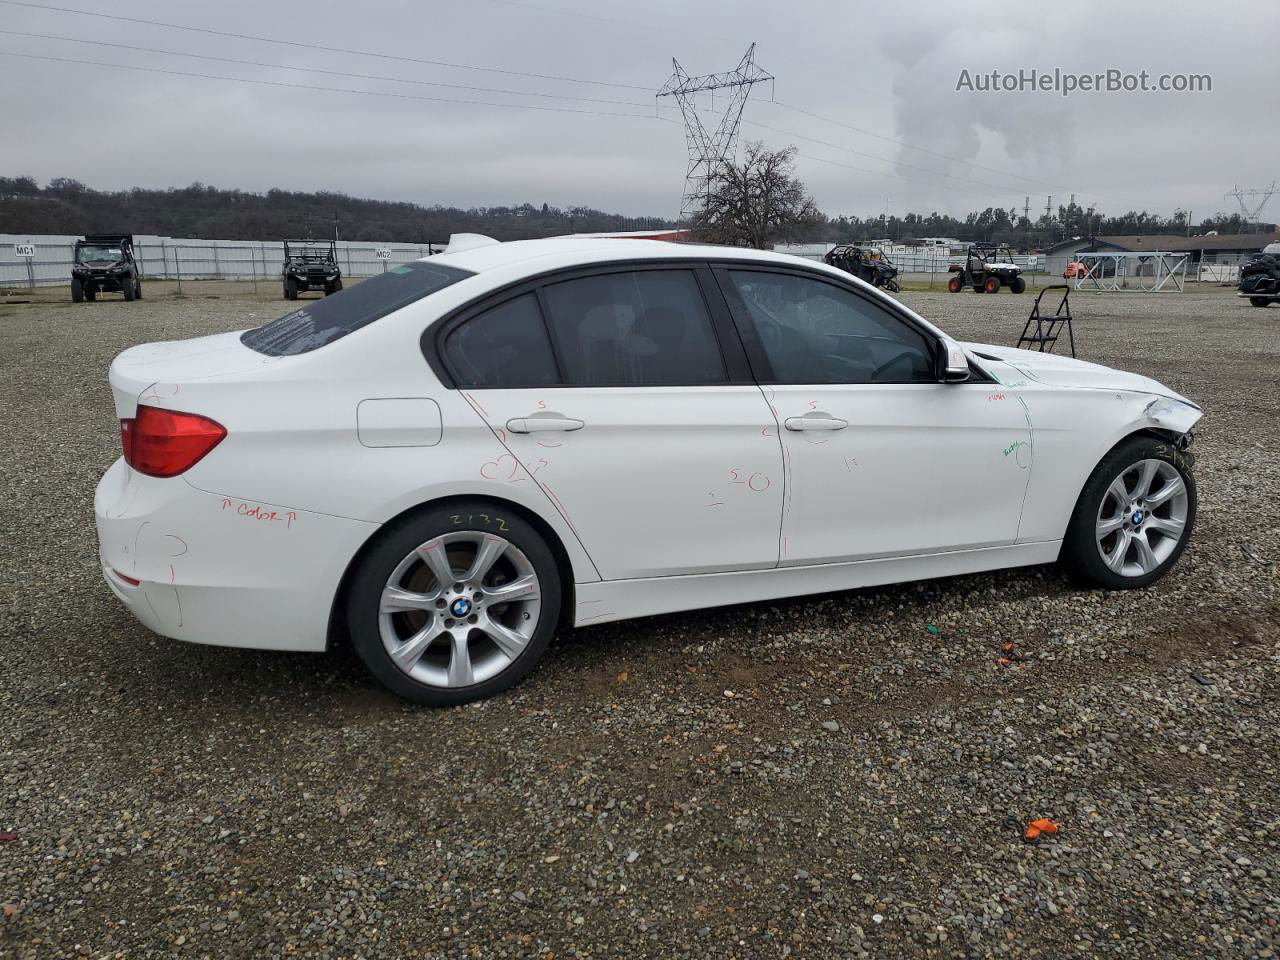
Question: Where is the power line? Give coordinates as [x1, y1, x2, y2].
[0, 28, 659, 109]
[769, 101, 1076, 194]
[740, 117, 1017, 196]
[0, 50, 676, 120]
[795, 150, 1006, 197]
[0, 0, 653, 90]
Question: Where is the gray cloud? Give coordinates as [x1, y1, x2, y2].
[1, 0, 1274, 222]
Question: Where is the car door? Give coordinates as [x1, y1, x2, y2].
[436, 263, 784, 580]
[715, 265, 1033, 566]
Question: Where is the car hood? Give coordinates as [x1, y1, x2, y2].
[962, 341, 1198, 406]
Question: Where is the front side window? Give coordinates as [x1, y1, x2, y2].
[242, 260, 472, 356]
[540, 270, 726, 386]
[444, 293, 559, 387]
[725, 270, 935, 384]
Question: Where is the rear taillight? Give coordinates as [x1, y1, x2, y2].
[120, 405, 227, 478]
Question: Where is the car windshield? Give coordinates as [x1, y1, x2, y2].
[241, 260, 473, 356]
[77, 245, 122, 261]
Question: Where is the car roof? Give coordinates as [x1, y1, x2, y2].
[426, 236, 832, 280]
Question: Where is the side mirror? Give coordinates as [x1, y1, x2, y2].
[939, 340, 970, 382]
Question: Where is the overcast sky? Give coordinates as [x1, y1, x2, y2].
[2, 0, 1276, 223]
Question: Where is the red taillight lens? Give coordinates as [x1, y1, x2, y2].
[120, 405, 227, 478]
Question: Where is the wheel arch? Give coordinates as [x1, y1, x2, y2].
[1059, 422, 1195, 526]
[325, 493, 579, 652]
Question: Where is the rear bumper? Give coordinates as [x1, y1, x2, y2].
[94, 458, 378, 652]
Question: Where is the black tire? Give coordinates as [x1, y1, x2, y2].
[1061, 435, 1197, 590]
[122, 275, 135, 301]
[947, 275, 963, 293]
[71, 278, 84, 303]
[1250, 297, 1271, 308]
[134, 278, 143, 300]
[285, 276, 298, 300]
[984, 276, 1001, 294]
[332, 277, 343, 292]
[1011, 276, 1026, 294]
[346, 501, 563, 706]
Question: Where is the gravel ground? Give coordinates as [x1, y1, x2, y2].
[1, 281, 1277, 959]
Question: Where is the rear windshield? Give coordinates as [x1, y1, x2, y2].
[241, 261, 473, 356]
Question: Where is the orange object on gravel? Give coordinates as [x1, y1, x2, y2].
[1024, 818, 1060, 840]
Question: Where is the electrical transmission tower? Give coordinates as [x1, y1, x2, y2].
[1226, 182, 1277, 232]
[657, 44, 773, 223]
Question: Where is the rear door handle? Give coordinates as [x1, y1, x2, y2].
[784, 413, 848, 431]
[506, 413, 585, 434]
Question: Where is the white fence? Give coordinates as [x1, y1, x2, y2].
[0, 235, 446, 289]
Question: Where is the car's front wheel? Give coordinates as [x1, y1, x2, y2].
[346, 502, 561, 706]
[1062, 435, 1196, 589]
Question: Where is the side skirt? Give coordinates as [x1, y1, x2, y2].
[571, 541, 1062, 627]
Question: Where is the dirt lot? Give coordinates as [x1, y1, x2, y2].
[1, 281, 1277, 959]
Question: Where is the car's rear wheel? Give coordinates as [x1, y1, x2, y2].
[285, 276, 298, 300]
[1062, 435, 1196, 589]
[1250, 296, 1270, 308]
[346, 502, 561, 706]
[71, 278, 84, 303]
[947, 275, 963, 293]
[134, 278, 143, 300]
[122, 276, 135, 301]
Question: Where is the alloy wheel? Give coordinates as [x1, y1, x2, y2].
[378, 532, 541, 687]
[1095, 458, 1189, 577]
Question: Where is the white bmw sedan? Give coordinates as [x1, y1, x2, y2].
[95, 235, 1201, 705]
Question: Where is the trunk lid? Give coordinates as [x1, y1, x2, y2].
[108, 330, 264, 417]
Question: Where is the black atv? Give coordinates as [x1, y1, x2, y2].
[1237, 250, 1280, 307]
[71, 234, 141, 303]
[823, 244, 901, 293]
[947, 243, 1025, 294]
[282, 239, 342, 300]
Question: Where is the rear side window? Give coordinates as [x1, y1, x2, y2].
[242, 261, 472, 356]
[541, 270, 726, 386]
[444, 293, 559, 387]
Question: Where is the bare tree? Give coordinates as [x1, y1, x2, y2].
[691, 142, 822, 248]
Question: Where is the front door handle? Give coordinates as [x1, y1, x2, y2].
[784, 412, 848, 431]
[506, 412, 585, 434]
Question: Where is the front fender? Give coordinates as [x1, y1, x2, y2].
[1015, 388, 1202, 543]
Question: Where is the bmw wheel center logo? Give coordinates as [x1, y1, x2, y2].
[1131, 510, 1145, 526]
[451, 597, 473, 618]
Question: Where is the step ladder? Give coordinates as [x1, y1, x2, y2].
[1016, 284, 1075, 357]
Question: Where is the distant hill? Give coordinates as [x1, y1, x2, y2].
[0, 176, 673, 242]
